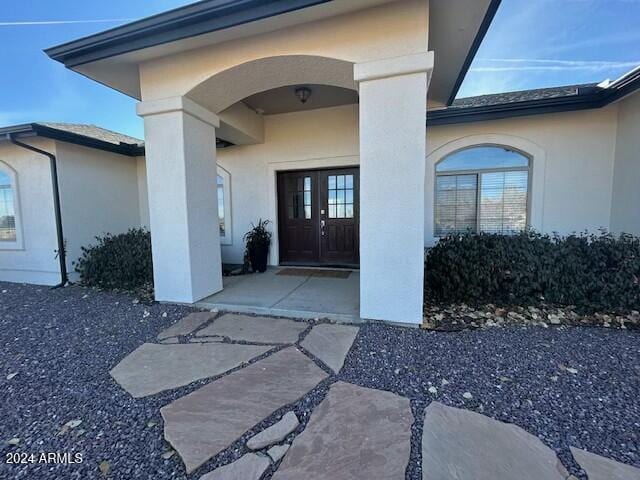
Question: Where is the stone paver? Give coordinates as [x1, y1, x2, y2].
[110, 343, 270, 398]
[272, 381, 413, 480]
[247, 411, 299, 450]
[268, 444, 290, 463]
[157, 312, 216, 340]
[422, 402, 568, 480]
[161, 347, 327, 473]
[159, 337, 180, 344]
[196, 313, 308, 344]
[300, 323, 359, 372]
[189, 337, 224, 343]
[199, 453, 270, 480]
[571, 447, 640, 480]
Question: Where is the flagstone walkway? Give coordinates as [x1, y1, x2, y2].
[108, 311, 640, 480]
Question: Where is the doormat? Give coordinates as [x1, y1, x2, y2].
[277, 268, 351, 279]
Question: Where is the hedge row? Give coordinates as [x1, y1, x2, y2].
[74, 228, 153, 291]
[424, 230, 640, 313]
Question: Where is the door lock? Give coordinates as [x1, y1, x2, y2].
[321, 220, 326, 236]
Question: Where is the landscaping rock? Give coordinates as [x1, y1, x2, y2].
[5, 281, 640, 480]
[272, 381, 413, 480]
[157, 311, 215, 340]
[423, 303, 640, 331]
[571, 447, 640, 480]
[300, 323, 359, 372]
[110, 343, 270, 398]
[161, 347, 327, 473]
[267, 444, 290, 463]
[196, 313, 308, 344]
[247, 411, 299, 450]
[422, 402, 568, 480]
[199, 453, 270, 480]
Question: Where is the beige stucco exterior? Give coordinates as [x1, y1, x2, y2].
[134, 98, 637, 265]
[4, 97, 637, 295]
[0, 139, 59, 285]
[0, 139, 142, 285]
[610, 91, 640, 235]
[55, 142, 142, 276]
[138, 0, 429, 106]
[4, 0, 638, 324]
[427, 105, 620, 244]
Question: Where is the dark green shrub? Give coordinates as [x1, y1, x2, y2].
[74, 228, 153, 291]
[424, 230, 640, 312]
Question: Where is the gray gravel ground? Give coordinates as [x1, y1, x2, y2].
[341, 321, 640, 479]
[1, 281, 638, 479]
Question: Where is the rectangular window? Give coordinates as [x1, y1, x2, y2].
[217, 175, 225, 236]
[479, 171, 528, 234]
[0, 176, 16, 242]
[435, 174, 477, 236]
[216, 168, 232, 245]
[435, 172, 528, 236]
[288, 176, 312, 219]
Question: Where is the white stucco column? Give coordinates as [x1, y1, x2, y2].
[137, 96, 223, 303]
[355, 52, 434, 324]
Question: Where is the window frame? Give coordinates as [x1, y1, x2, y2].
[0, 161, 23, 250]
[217, 166, 232, 246]
[433, 146, 532, 237]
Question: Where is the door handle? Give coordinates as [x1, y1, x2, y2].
[321, 220, 326, 236]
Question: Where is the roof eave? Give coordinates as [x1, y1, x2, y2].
[428, 93, 608, 126]
[45, 0, 333, 68]
[446, 0, 501, 106]
[0, 123, 144, 157]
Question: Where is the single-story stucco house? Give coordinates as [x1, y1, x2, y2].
[1, 0, 639, 325]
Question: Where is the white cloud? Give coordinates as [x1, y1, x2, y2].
[471, 59, 640, 73]
[0, 19, 133, 26]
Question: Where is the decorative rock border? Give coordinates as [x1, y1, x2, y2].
[423, 303, 639, 331]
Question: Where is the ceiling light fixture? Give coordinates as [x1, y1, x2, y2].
[294, 86, 312, 104]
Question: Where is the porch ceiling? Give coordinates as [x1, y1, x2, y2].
[242, 84, 359, 115]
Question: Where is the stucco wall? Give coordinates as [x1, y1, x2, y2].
[0, 139, 60, 285]
[136, 103, 625, 264]
[426, 106, 619, 244]
[610, 91, 640, 235]
[55, 142, 141, 277]
[138, 0, 429, 103]
[136, 156, 150, 228]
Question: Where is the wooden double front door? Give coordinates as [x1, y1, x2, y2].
[277, 167, 359, 267]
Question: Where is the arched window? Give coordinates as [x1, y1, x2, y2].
[216, 166, 232, 245]
[435, 146, 530, 236]
[0, 167, 17, 244]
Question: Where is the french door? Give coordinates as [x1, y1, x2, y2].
[277, 167, 359, 267]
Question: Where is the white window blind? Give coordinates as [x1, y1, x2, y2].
[435, 174, 477, 235]
[479, 171, 528, 234]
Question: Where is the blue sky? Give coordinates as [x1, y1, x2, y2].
[0, 0, 639, 139]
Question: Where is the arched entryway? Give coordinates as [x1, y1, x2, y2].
[138, 51, 434, 325]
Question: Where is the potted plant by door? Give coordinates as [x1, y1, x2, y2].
[243, 219, 272, 273]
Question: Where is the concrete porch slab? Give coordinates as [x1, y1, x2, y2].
[197, 268, 360, 323]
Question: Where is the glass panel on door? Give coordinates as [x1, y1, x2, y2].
[327, 174, 354, 219]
